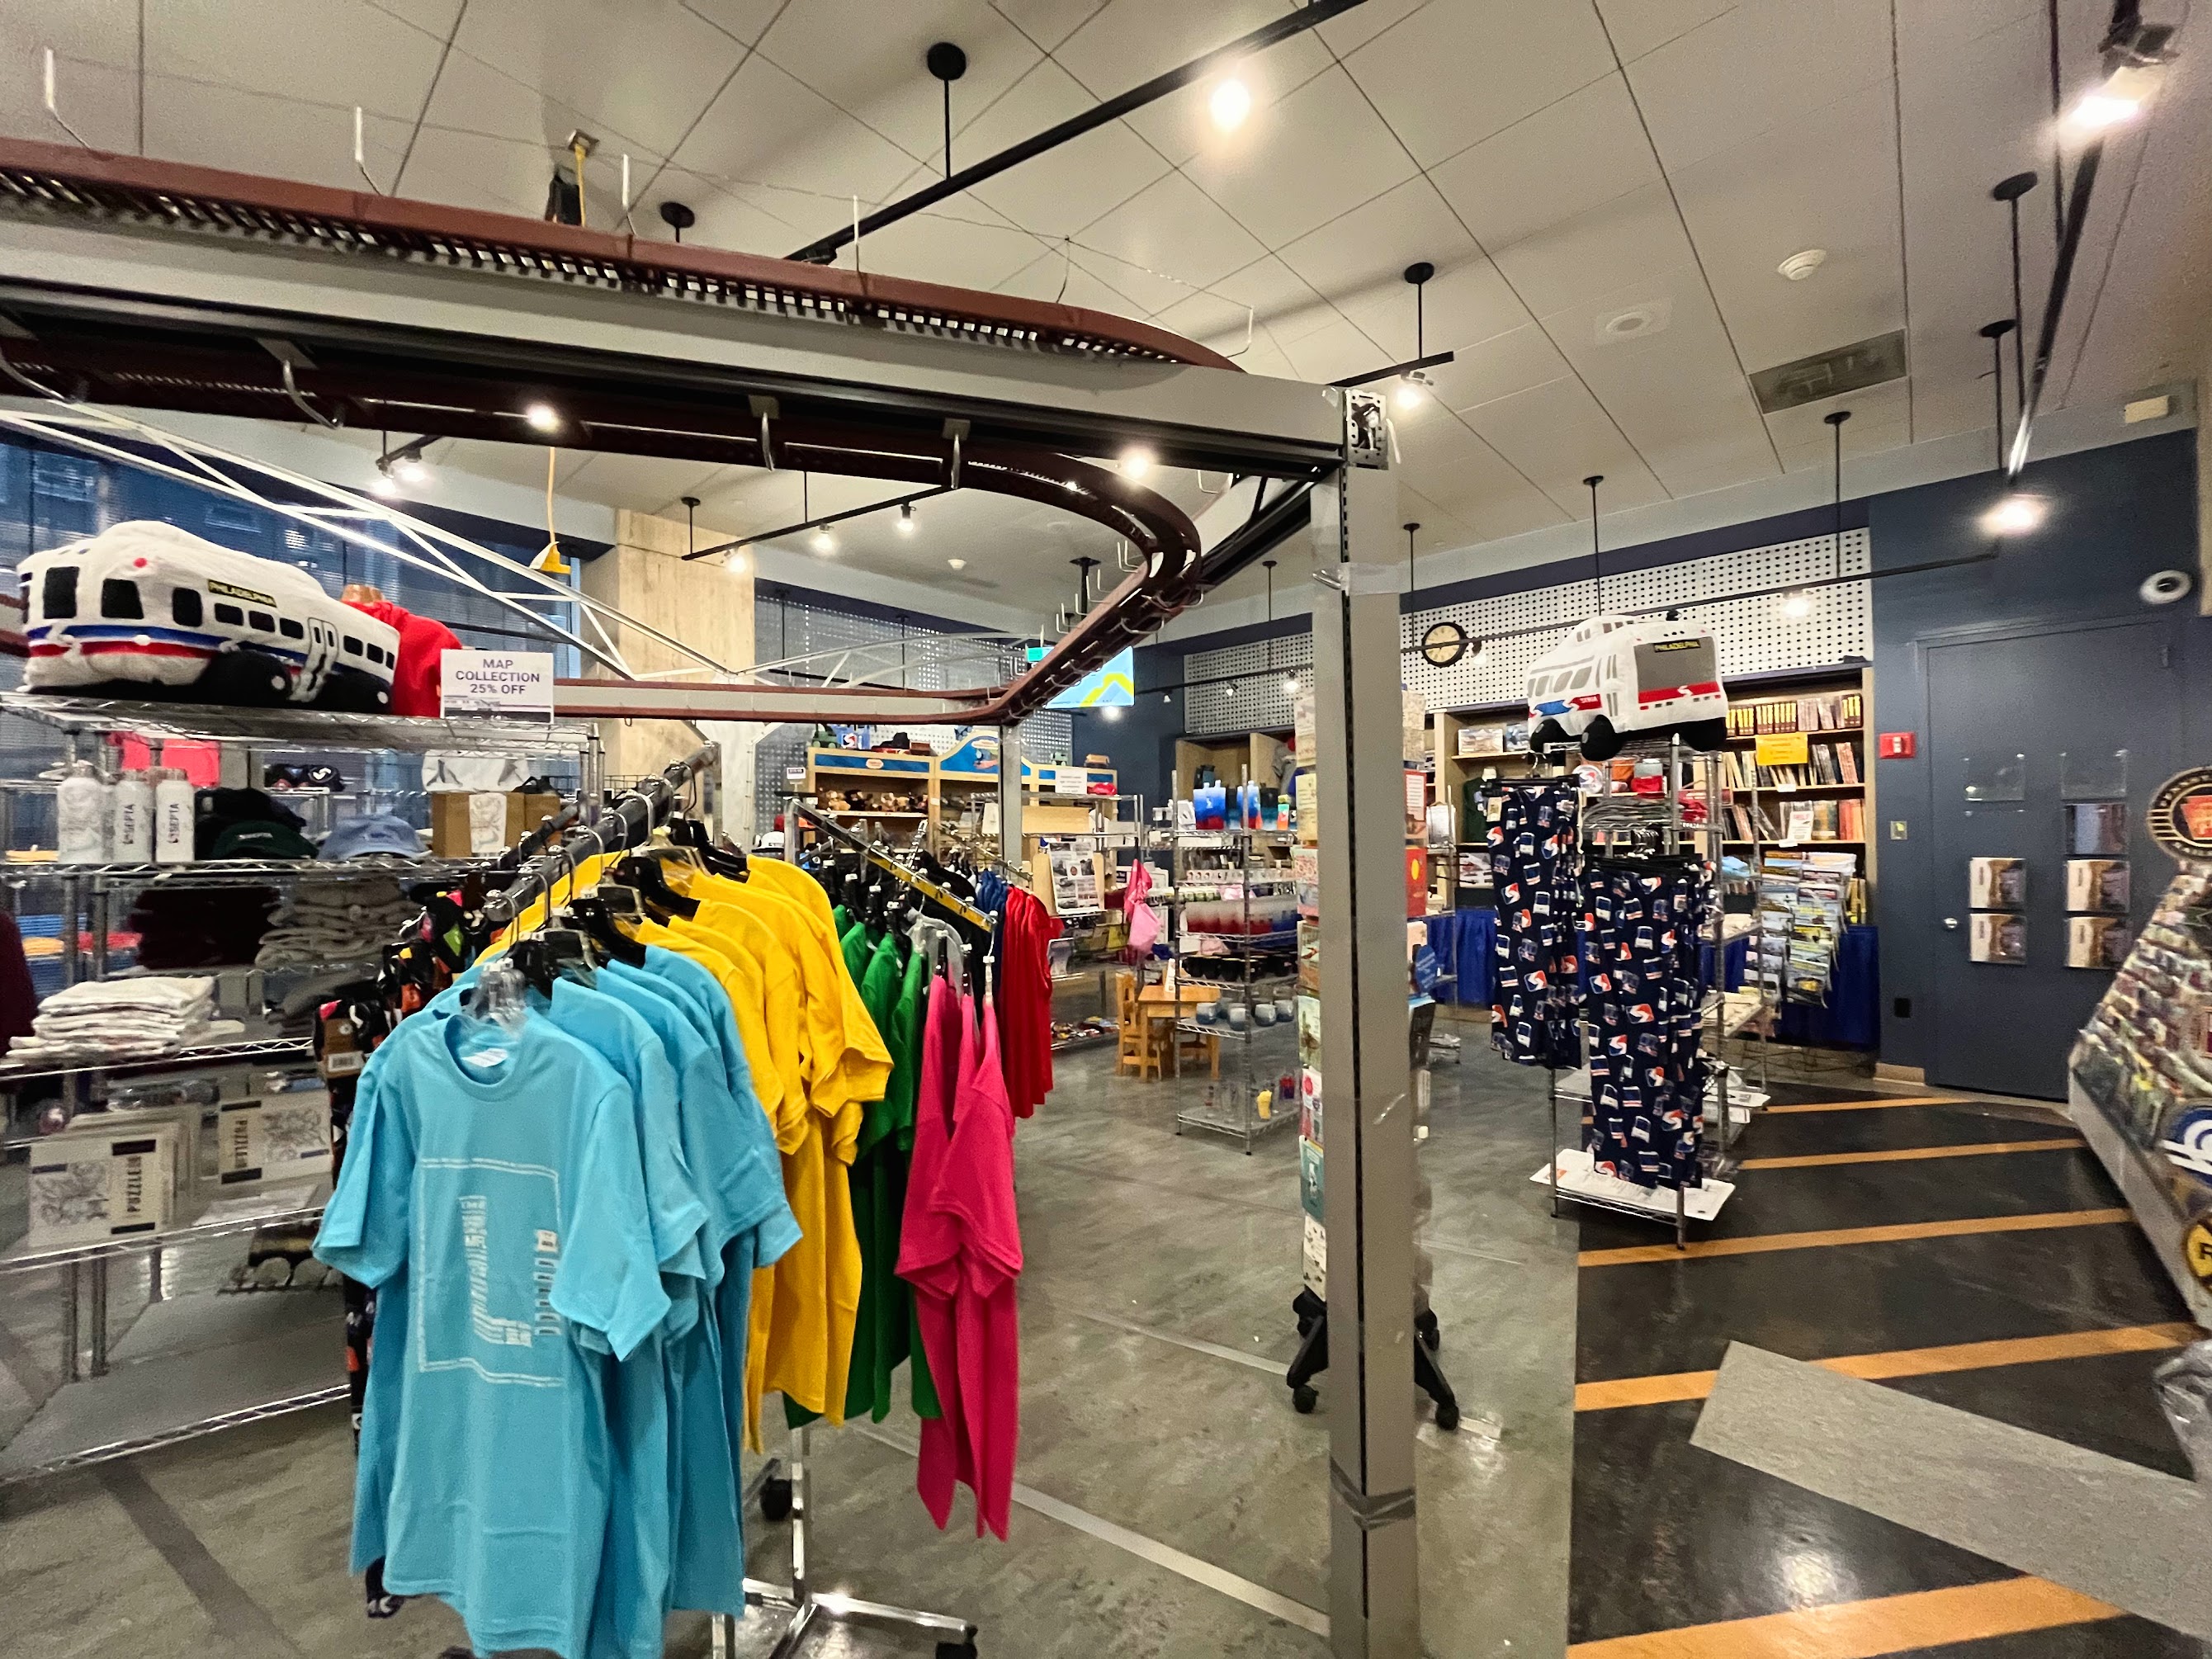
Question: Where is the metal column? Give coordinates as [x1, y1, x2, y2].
[1311, 391, 1419, 1659]
[998, 724, 1024, 872]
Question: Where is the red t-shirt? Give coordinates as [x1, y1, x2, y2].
[343, 598, 461, 716]
[996, 890, 1062, 1118]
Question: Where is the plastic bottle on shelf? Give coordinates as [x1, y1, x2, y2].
[111, 768, 154, 863]
[154, 768, 196, 865]
[56, 760, 108, 863]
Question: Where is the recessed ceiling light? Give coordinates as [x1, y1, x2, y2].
[1777, 248, 1827, 282]
[947, 557, 967, 570]
[524, 401, 560, 432]
[1980, 493, 2047, 536]
[1118, 447, 1154, 480]
[1209, 76, 1251, 132]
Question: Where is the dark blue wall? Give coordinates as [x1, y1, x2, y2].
[1069, 639, 1182, 811]
[1868, 429, 2207, 1074]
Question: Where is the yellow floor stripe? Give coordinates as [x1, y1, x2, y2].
[1578, 1208, 2130, 1268]
[1566, 1575, 2120, 1657]
[1573, 1321, 2202, 1411]
[1738, 1137, 2084, 1170]
[1764, 1094, 1982, 1115]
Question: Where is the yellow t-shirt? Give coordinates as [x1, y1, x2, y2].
[667, 905, 807, 1145]
[631, 919, 858, 1445]
[721, 859, 891, 1123]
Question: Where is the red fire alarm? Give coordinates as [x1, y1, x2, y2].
[1878, 731, 1917, 759]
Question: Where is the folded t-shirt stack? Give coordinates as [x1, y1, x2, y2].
[253, 875, 416, 968]
[8, 976, 243, 1061]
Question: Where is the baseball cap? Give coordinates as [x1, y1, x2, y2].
[210, 820, 319, 861]
[319, 815, 427, 862]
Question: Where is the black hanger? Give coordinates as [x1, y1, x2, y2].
[612, 852, 699, 919]
[669, 815, 748, 880]
[509, 936, 559, 995]
[568, 891, 648, 967]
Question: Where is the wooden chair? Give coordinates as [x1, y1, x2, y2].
[1173, 989, 1222, 1079]
[1114, 972, 1160, 1080]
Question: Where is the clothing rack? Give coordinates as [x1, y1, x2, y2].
[481, 744, 716, 925]
[787, 797, 994, 932]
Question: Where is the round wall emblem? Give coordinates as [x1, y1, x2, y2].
[2148, 768, 2212, 861]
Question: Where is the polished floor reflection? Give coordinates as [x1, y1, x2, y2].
[1568, 1083, 2206, 1657]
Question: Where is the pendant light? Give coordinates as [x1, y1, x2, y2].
[1396, 263, 1435, 409]
[1584, 475, 1604, 611]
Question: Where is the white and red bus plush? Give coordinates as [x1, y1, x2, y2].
[1524, 612, 1728, 761]
[21, 521, 399, 711]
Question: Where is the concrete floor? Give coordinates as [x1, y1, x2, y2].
[0, 1009, 1580, 1658]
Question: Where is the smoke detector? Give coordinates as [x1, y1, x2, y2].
[1778, 248, 1827, 281]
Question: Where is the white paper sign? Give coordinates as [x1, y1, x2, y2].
[441, 650, 555, 716]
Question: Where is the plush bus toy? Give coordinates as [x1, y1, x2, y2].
[20, 522, 400, 711]
[1524, 612, 1728, 761]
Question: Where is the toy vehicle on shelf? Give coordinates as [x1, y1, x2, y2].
[1524, 612, 1728, 760]
[20, 521, 399, 711]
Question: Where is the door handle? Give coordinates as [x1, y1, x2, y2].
[1943, 917, 1959, 930]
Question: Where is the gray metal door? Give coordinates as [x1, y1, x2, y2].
[1925, 618, 2178, 1099]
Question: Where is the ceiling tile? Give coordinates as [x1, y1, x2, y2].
[399, 122, 581, 220]
[1434, 325, 1574, 412]
[1054, 0, 1331, 107]
[1590, 0, 1732, 64]
[0, 0, 140, 153]
[1458, 376, 1668, 513]
[640, 172, 814, 254]
[1668, 81, 1904, 375]
[556, 452, 740, 518]
[677, 0, 785, 45]
[850, 206, 1047, 291]
[1151, 255, 1332, 352]
[670, 54, 926, 245]
[1624, 0, 1894, 173]
[1428, 72, 1661, 256]
[1109, 28, 1339, 171]
[1073, 172, 1269, 313]
[1178, 67, 1417, 249]
[993, 249, 1153, 317]
[756, 2, 1041, 167]
[1490, 177, 1696, 315]
[1278, 177, 1527, 356]
[1761, 376, 1911, 458]
[1342, 0, 1617, 168]
[1396, 414, 1559, 527]
[148, 0, 451, 121]
[990, 0, 1108, 52]
[1281, 316, 1395, 384]
[1315, 0, 1432, 56]
[144, 78, 414, 195]
[428, 0, 750, 160]
[371, 0, 466, 35]
[1776, 410, 1910, 475]
[950, 59, 1172, 237]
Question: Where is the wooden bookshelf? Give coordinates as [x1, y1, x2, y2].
[1718, 668, 1874, 888]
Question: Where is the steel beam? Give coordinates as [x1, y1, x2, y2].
[1312, 391, 1418, 1658]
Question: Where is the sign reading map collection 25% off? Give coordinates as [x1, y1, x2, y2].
[439, 650, 556, 717]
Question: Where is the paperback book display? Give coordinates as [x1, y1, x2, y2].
[1725, 689, 1864, 738]
[1754, 850, 1855, 1004]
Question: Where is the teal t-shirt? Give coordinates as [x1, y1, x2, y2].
[315, 1009, 668, 1659]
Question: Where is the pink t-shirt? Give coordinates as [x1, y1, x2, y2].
[943, 994, 1022, 1538]
[894, 972, 1023, 1539]
[898, 972, 971, 1527]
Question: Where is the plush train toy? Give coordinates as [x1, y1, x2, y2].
[20, 522, 400, 712]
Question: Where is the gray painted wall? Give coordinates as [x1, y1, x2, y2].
[1869, 429, 2209, 1075]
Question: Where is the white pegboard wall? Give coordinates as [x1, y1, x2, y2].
[1187, 529, 1869, 737]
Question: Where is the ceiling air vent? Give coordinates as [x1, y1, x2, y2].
[1749, 329, 1907, 414]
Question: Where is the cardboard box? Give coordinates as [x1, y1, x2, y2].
[430, 791, 561, 858]
[27, 1124, 177, 1248]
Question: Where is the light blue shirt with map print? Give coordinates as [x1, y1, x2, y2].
[316, 1007, 669, 1659]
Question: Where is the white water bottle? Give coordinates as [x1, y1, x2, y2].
[154, 768, 196, 865]
[111, 769, 154, 863]
[56, 761, 107, 863]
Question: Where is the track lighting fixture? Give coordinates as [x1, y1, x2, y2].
[524, 402, 560, 432]
[897, 500, 916, 536]
[2067, 18, 2176, 132]
[367, 471, 399, 499]
[1777, 591, 1813, 621]
[811, 527, 837, 555]
[725, 545, 749, 574]
[948, 557, 967, 570]
[1119, 447, 1154, 480]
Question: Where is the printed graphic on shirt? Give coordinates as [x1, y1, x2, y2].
[414, 1158, 567, 1386]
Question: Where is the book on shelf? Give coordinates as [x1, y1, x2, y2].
[1728, 689, 1865, 739]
